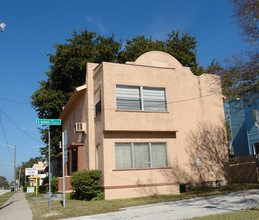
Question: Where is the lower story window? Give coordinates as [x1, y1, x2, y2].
[115, 143, 168, 169]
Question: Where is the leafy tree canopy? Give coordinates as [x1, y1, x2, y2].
[118, 31, 204, 75]
[31, 29, 205, 158]
[0, 176, 8, 188]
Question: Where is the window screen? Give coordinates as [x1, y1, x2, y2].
[116, 85, 141, 110]
[143, 87, 167, 111]
[151, 143, 168, 168]
[115, 142, 167, 169]
[115, 143, 132, 169]
[116, 85, 167, 112]
[134, 143, 150, 168]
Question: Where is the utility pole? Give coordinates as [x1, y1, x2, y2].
[14, 145, 16, 190]
[18, 166, 21, 190]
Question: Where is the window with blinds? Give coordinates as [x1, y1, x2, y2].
[116, 85, 167, 112]
[115, 143, 168, 169]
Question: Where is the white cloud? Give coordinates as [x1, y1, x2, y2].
[2, 161, 13, 165]
[141, 3, 199, 40]
[85, 16, 107, 34]
[21, 126, 36, 132]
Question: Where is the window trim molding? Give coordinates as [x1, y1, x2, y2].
[112, 167, 172, 171]
[115, 110, 169, 113]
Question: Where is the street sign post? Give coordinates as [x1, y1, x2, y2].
[62, 130, 67, 208]
[36, 119, 61, 126]
[36, 118, 61, 212]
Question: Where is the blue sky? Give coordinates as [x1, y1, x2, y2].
[0, 0, 247, 181]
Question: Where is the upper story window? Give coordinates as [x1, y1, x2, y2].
[95, 88, 101, 116]
[116, 85, 167, 112]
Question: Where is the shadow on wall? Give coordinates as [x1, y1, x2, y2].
[162, 119, 230, 190]
[127, 120, 231, 197]
[186, 121, 230, 185]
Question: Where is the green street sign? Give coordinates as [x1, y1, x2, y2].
[36, 119, 61, 126]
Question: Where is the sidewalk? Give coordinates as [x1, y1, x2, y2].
[0, 191, 33, 220]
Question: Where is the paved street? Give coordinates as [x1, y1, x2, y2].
[63, 189, 259, 220]
[0, 191, 33, 220]
[0, 189, 10, 196]
[0, 189, 258, 220]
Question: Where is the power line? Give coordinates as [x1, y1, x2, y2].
[0, 109, 42, 144]
[61, 92, 220, 112]
[0, 97, 30, 105]
[0, 115, 13, 162]
[0, 92, 220, 112]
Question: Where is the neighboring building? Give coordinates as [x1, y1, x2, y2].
[32, 161, 47, 186]
[58, 51, 230, 199]
[229, 95, 259, 157]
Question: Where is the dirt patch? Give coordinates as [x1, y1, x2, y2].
[42, 211, 61, 217]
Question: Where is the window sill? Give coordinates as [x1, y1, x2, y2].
[112, 167, 172, 171]
[115, 110, 169, 113]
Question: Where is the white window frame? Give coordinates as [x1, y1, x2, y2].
[95, 145, 99, 169]
[115, 142, 168, 169]
[116, 85, 168, 112]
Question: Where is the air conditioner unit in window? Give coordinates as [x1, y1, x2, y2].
[74, 122, 86, 133]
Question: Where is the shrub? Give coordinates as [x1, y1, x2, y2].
[38, 176, 48, 193]
[51, 176, 58, 194]
[38, 185, 47, 193]
[70, 170, 103, 200]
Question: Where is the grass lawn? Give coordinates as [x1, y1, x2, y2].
[0, 191, 16, 207]
[26, 183, 259, 220]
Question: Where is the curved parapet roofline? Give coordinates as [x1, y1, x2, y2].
[134, 51, 183, 69]
[131, 51, 220, 80]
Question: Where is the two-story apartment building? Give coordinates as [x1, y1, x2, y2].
[58, 51, 230, 199]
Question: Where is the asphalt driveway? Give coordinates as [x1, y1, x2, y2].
[62, 189, 259, 220]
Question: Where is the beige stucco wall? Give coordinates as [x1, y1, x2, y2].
[62, 91, 87, 145]
[102, 135, 179, 199]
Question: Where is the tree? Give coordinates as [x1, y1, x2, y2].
[31, 30, 122, 158]
[230, 0, 259, 44]
[166, 31, 204, 75]
[0, 176, 9, 189]
[219, 50, 258, 102]
[117, 36, 165, 63]
[31, 29, 205, 158]
[218, 0, 258, 103]
[118, 31, 203, 75]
